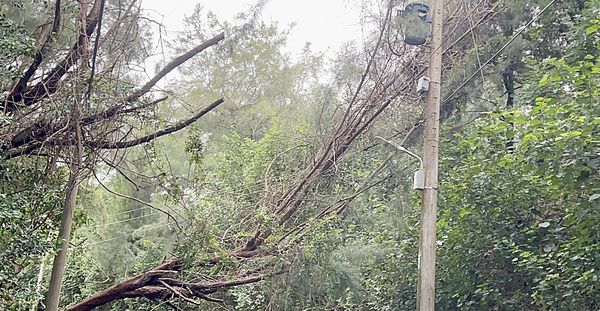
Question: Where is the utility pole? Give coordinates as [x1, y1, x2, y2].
[416, 0, 443, 309]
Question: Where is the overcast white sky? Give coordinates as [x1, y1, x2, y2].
[142, 0, 365, 57]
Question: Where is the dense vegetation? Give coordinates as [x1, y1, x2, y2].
[0, 0, 598, 310]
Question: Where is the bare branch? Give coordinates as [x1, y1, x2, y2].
[64, 257, 277, 311]
[86, 98, 224, 149]
[4, 29, 225, 156]
[81, 32, 225, 125]
[125, 32, 225, 103]
[86, 0, 108, 99]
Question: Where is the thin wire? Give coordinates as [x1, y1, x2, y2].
[90, 212, 160, 228]
[392, 0, 500, 90]
[440, 1, 504, 56]
[73, 223, 171, 249]
[394, 0, 487, 55]
[442, 0, 558, 106]
[92, 169, 182, 230]
[104, 206, 151, 217]
[73, 236, 118, 249]
[432, 0, 487, 50]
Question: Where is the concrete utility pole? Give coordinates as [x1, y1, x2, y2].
[416, 0, 443, 309]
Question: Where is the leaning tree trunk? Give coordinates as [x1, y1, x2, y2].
[44, 149, 82, 310]
[45, 1, 91, 308]
[44, 100, 84, 310]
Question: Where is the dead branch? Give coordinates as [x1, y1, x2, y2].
[63, 257, 278, 311]
[85, 98, 224, 149]
[3, 29, 225, 157]
[125, 32, 225, 103]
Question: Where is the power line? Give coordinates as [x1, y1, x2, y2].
[442, 0, 558, 105]
[104, 206, 151, 217]
[90, 212, 162, 229]
[431, 0, 488, 52]
[395, 0, 490, 58]
[84, 204, 181, 229]
[440, 0, 503, 54]
[73, 223, 172, 249]
[73, 237, 119, 249]
[395, 0, 501, 96]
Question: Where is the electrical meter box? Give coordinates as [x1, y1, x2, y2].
[417, 76, 430, 93]
[413, 168, 425, 190]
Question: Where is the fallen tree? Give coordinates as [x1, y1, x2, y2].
[64, 2, 421, 308]
[0, 0, 500, 309]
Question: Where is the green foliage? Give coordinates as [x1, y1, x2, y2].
[0, 159, 64, 310]
[231, 285, 267, 310]
[0, 7, 35, 86]
[436, 14, 600, 309]
[183, 121, 312, 256]
[178, 6, 324, 144]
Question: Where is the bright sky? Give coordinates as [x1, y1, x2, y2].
[142, 0, 365, 57]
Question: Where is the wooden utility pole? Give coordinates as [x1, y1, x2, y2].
[416, 0, 443, 309]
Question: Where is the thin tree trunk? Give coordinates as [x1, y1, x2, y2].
[31, 254, 47, 311]
[44, 145, 82, 310]
[45, 100, 84, 310]
[45, 2, 88, 308]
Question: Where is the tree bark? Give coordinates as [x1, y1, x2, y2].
[44, 98, 84, 310]
[44, 147, 81, 311]
[63, 257, 277, 311]
[31, 254, 47, 311]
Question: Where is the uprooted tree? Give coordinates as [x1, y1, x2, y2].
[0, 0, 500, 309]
